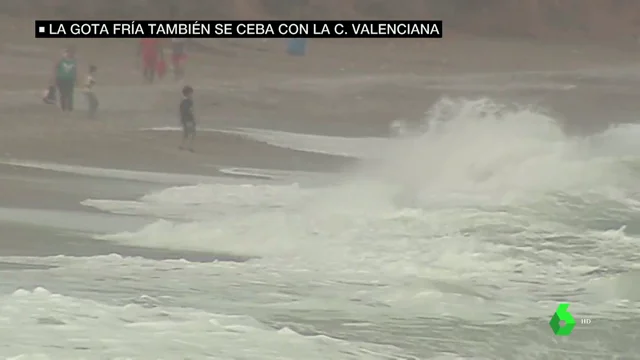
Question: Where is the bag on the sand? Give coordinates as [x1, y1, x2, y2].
[42, 85, 56, 105]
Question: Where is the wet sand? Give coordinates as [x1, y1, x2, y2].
[2, 18, 640, 258]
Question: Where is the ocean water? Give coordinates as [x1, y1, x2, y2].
[2, 97, 640, 359]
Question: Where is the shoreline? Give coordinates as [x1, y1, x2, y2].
[0, 221, 251, 262]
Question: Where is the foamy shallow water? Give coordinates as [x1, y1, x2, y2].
[0, 286, 402, 360]
[3, 97, 640, 359]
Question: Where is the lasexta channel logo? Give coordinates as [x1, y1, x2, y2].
[549, 303, 576, 336]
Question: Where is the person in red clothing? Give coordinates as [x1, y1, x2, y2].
[137, 38, 163, 83]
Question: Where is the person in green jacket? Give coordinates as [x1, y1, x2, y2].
[54, 47, 77, 111]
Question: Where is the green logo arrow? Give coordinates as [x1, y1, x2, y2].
[549, 303, 576, 336]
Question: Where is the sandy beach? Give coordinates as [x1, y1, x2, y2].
[1, 17, 640, 359]
[2, 21, 639, 211]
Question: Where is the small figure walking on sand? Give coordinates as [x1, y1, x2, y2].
[84, 65, 98, 118]
[54, 47, 77, 111]
[179, 85, 196, 152]
[42, 83, 56, 105]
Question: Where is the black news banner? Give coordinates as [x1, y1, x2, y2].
[35, 20, 442, 38]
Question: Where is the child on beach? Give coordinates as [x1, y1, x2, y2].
[84, 65, 98, 118]
[179, 85, 195, 152]
[42, 84, 56, 105]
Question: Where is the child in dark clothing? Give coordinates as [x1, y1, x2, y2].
[84, 65, 98, 118]
[179, 85, 195, 152]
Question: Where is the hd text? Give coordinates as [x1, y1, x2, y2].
[35, 20, 443, 39]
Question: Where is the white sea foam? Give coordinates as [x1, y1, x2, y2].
[0, 286, 404, 360]
[0, 253, 635, 359]
[13, 97, 640, 358]
[87, 98, 640, 284]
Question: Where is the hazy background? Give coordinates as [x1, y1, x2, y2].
[1, 0, 639, 42]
